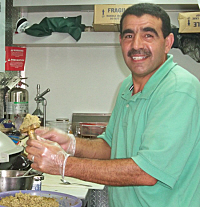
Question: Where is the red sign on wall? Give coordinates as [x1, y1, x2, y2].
[5, 46, 26, 71]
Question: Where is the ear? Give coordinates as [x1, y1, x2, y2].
[165, 33, 174, 54]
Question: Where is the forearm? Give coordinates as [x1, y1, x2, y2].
[26, 138, 157, 186]
[74, 137, 111, 159]
[65, 157, 157, 186]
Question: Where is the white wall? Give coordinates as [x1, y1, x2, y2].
[26, 46, 130, 121]
[24, 11, 200, 121]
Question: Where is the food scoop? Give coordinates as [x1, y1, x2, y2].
[20, 122, 40, 140]
[19, 114, 41, 140]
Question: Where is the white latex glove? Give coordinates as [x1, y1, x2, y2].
[35, 127, 76, 156]
[26, 137, 70, 178]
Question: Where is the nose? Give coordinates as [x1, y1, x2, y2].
[131, 34, 143, 50]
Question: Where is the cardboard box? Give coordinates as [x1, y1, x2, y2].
[93, 4, 132, 32]
[178, 12, 200, 33]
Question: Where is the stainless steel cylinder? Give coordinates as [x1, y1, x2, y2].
[0, 89, 5, 119]
[7, 87, 28, 115]
[6, 87, 29, 129]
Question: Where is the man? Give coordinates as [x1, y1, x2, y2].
[26, 3, 200, 207]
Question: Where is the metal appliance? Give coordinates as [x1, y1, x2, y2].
[5, 76, 29, 130]
[0, 131, 31, 170]
[72, 113, 111, 138]
[0, 170, 34, 192]
[0, 131, 43, 191]
[32, 84, 50, 127]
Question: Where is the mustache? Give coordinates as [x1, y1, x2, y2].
[127, 48, 151, 57]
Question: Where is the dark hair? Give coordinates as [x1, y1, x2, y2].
[120, 3, 171, 38]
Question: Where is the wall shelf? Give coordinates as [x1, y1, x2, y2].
[13, 0, 198, 6]
[13, 0, 199, 12]
[13, 32, 120, 47]
[13, 1, 199, 47]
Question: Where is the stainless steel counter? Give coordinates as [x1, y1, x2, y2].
[85, 187, 109, 207]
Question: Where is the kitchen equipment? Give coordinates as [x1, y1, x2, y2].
[0, 89, 5, 119]
[0, 131, 31, 170]
[0, 131, 22, 156]
[0, 190, 82, 207]
[7, 87, 28, 116]
[47, 120, 72, 133]
[22, 167, 33, 177]
[0, 151, 31, 171]
[20, 121, 40, 140]
[0, 170, 35, 192]
[72, 113, 111, 137]
[0, 76, 27, 121]
[60, 178, 92, 187]
[79, 122, 107, 138]
[32, 84, 50, 127]
[56, 118, 69, 122]
[6, 76, 29, 130]
[5, 151, 31, 171]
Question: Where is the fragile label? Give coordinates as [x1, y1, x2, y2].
[94, 5, 132, 24]
[178, 12, 200, 33]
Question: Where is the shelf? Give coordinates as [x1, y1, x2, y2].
[13, 0, 199, 6]
[13, 32, 120, 47]
[13, 0, 199, 12]
[12, 1, 199, 47]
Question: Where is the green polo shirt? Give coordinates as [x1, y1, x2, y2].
[98, 54, 200, 207]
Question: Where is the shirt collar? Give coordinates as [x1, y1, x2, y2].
[129, 84, 134, 91]
[122, 54, 177, 101]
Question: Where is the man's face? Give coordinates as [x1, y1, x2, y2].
[120, 14, 173, 79]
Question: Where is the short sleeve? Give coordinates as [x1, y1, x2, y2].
[132, 92, 199, 188]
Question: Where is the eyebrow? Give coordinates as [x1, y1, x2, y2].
[121, 27, 159, 37]
[143, 27, 159, 37]
[121, 29, 134, 37]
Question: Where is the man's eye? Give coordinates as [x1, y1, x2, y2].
[145, 34, 153, 38]
[124, 34, 133, 39]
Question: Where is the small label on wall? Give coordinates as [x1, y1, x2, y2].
[5, 46, 26, 71]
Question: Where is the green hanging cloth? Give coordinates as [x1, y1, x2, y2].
[25, 16, 85, 41]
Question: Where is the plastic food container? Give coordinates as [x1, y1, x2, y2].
[47, 121, 72, 134]
[79, 122, 107, 138]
